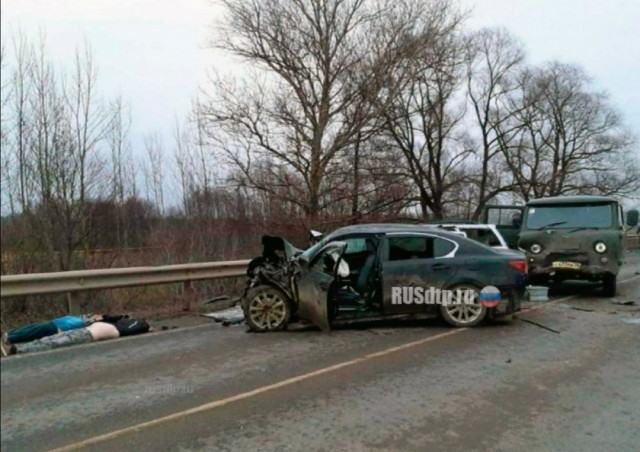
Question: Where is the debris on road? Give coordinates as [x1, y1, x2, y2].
[202, 306, 245, 326]
[569, 306, 595, 312]
[611, 300, 636, 306]
[516, 316, 561, 333]
[202, 295, 233, 305]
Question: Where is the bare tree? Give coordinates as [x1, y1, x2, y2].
[502, 62, 638, 200]
[8, 31, 33, 213]
[64, 41, 111, 204]
[1, 33, 113, 271]
[201, 0, 454, 221]
[108, 97, 132, 204]
[107, 96, 134, 246]
[173, 103, 220, 220]
[381, 4, 469, 219]
[143, 132, 166, 216]
[465, 27, 524, 218]
[173, 119, 194, 217]
[1, 35, 16, 215]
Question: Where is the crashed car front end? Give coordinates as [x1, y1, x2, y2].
[240, 236, 304, 331]
[242, 235, 350, 332]
[246, 256, 295, 301]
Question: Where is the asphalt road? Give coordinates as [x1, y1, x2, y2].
[2, 252, 639, 452]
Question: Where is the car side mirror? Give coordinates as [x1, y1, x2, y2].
[627, 209, 639, 227]
[309, 229, 324, 244]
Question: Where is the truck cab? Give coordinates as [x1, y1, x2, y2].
[485, 196, 638, 296]
[518, 196, 628, 296]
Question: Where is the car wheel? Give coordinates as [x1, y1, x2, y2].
[602, 274, 616, 297]
[243, 285, 291, 332]
[439, 284, 487, 328]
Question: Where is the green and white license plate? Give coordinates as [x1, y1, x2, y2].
[552, 261, 582, 270]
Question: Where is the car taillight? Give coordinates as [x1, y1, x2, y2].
[508, 260, 528, 273]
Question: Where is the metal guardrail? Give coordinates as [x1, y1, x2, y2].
[2, 233, 638, 299]
[0, 260, 251, 298]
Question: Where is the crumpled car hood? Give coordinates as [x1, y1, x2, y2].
[261, 235, 303, 259]
[246, 235, 302, 280]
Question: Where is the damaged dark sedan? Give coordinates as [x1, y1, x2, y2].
[242, 224, 527, 332]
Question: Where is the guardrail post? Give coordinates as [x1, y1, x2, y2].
[66, 292, 75, 315]
[182, 281, 194, 312]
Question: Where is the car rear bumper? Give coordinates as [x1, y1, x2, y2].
[492, 286, 523, 316]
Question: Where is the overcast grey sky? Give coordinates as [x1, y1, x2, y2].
[2, 0, 640, 155]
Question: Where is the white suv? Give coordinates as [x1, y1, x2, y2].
[425, 224, 509, 250]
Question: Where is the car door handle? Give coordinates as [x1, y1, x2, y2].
[432, 263, 450, 271]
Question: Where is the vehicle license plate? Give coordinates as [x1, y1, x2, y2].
[552, 261, 581, 270]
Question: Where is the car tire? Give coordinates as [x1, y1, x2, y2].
[602, 274, 616, 297]
[243, 285, 292, 332]
[439, 284, 487, 328]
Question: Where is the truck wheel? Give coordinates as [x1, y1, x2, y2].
[602, 274, 616, 297]
[243, 285, 291, 332]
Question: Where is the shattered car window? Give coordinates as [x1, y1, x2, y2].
[311, 246, 349, 277]
[300, 240, 326, 261]
[344, 238, 367, 254]
[389, 237, 433, 260]
[388, 236, 456, 260]
[465, 228, 500, 246]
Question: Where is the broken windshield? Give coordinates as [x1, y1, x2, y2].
[299, 239, 327, 261]
[524, 204, 615, 230]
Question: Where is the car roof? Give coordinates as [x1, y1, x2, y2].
[428, 224, 496, 229]
[422, 219, 477, 225]
[326, 223, 488, 245]
[328, 223, 457, 236]
[527, 195, 617, 206]
[322, 223, 501, 256]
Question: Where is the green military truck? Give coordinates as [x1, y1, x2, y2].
[485, 196, 638, 296]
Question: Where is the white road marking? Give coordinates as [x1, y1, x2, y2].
[50, 329, 465, 451]
[50, 274, 640, 451]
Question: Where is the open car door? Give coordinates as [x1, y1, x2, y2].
[483, 205, 524, 249]
[296, 241, 347, 332]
